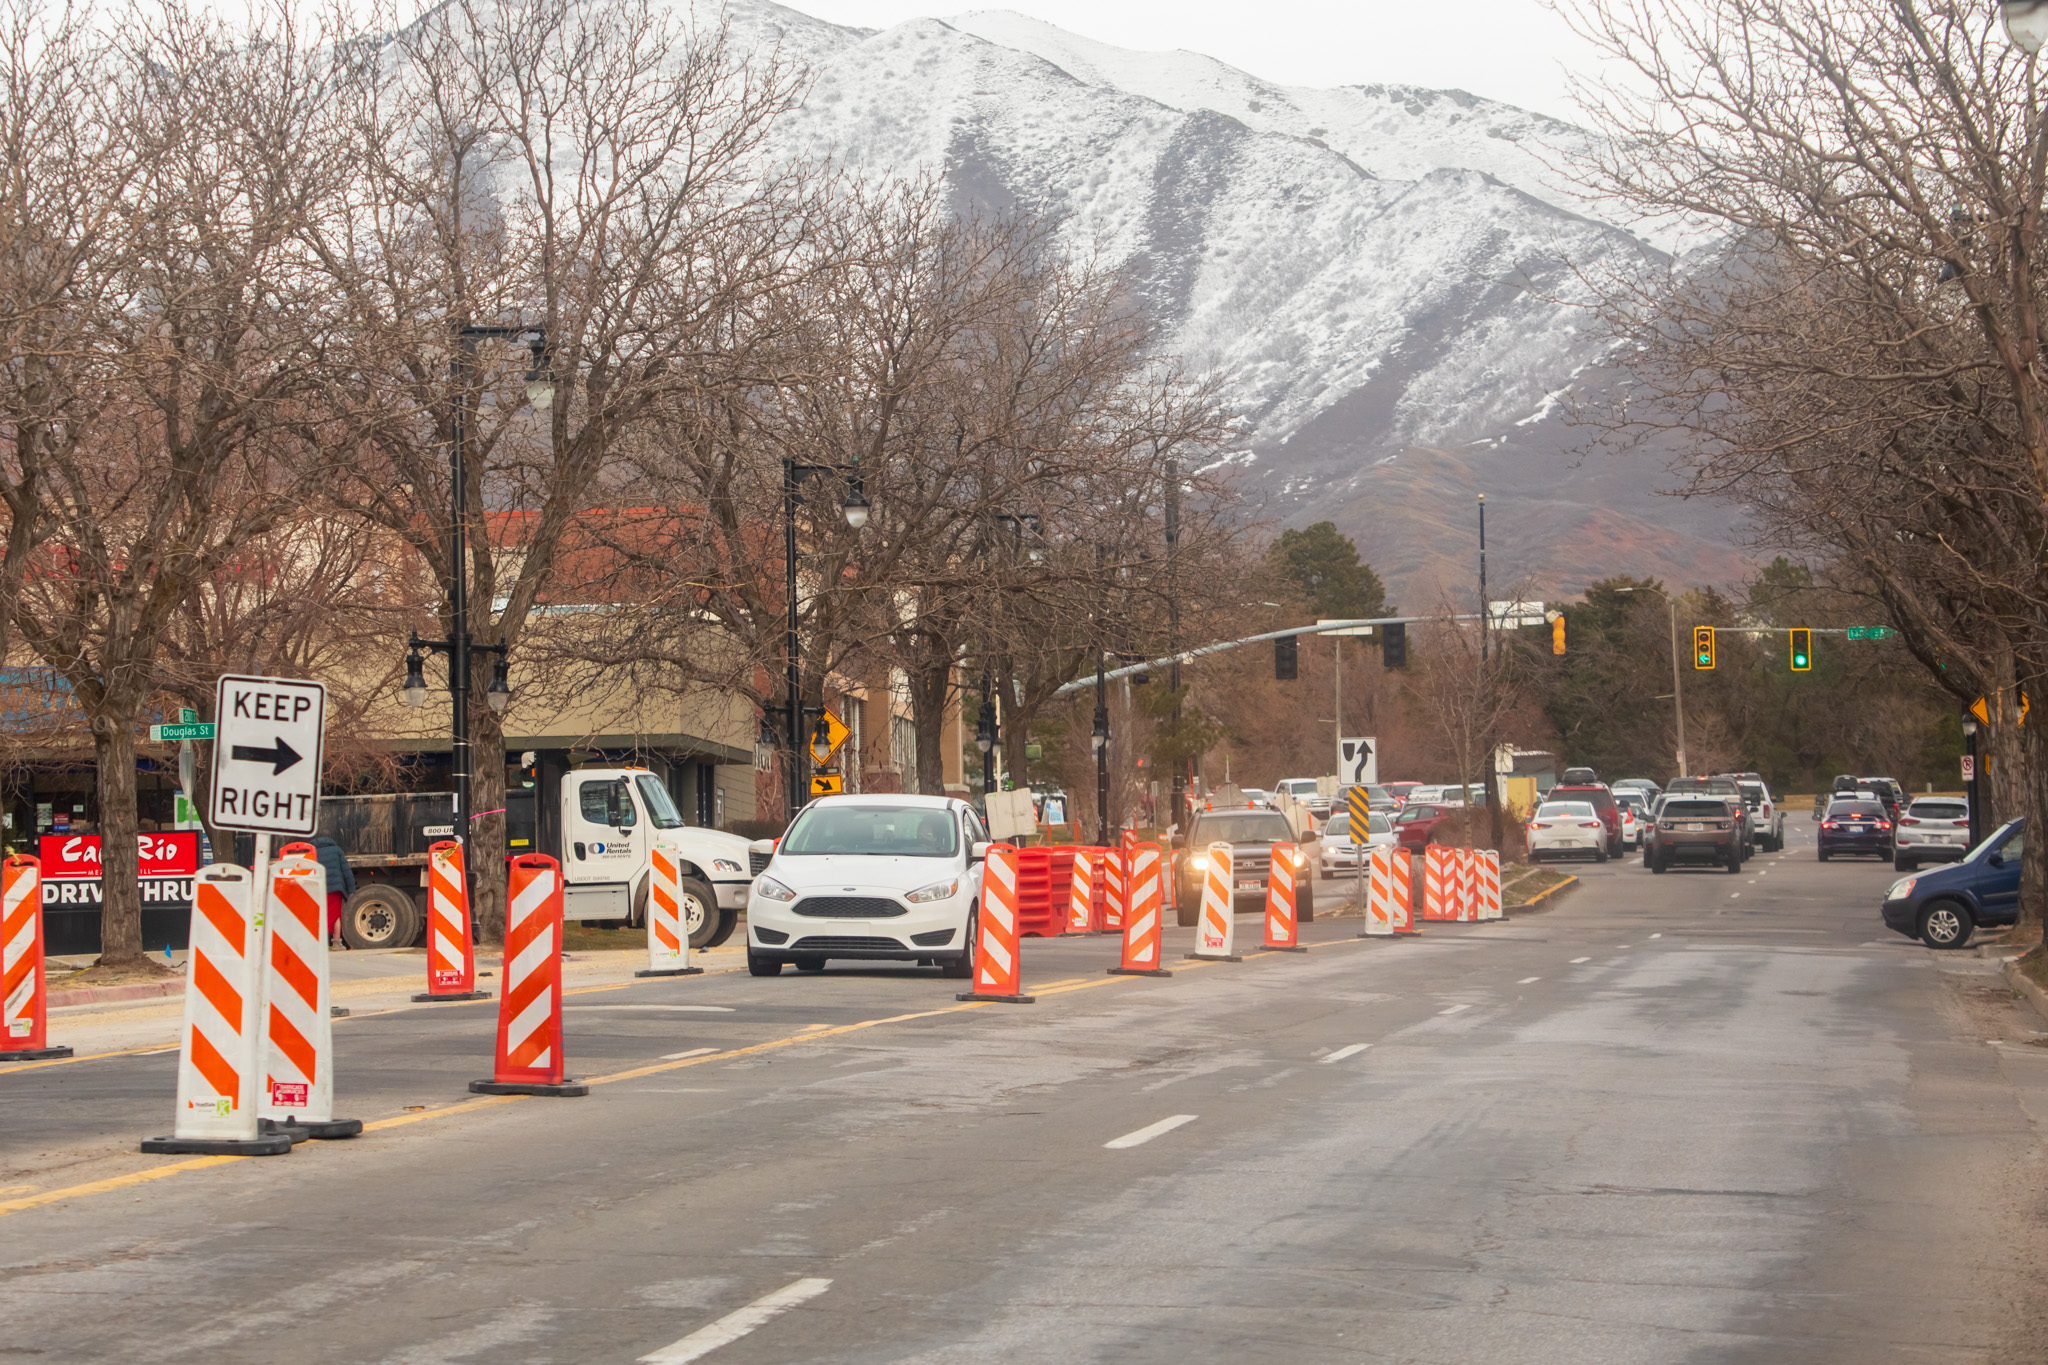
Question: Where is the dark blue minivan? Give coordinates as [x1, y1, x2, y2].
[1881, 818, 2024, 948]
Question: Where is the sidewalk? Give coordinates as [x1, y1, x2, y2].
[32, 942, 752, 1058]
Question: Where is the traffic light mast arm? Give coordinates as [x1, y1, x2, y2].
[1050, 612, 1485, 695]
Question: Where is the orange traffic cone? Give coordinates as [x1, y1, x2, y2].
[957, 844, 1035, 1003]
[471, 855, 587, 1096]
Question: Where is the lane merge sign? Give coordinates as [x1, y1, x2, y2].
[209, 674, 328, 834]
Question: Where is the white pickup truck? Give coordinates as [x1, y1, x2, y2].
[318, 766, 756, 951]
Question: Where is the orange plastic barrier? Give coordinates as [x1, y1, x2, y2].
[416, 840, 490, 1002]
[1263, 843, 1306, 952]
[1, 855, 67, 1061]
[1187, 842, 1241, 962]
[260, 847, 360, 1139]
[958, 844, 1035, 1003]
[1109, 843, 1171, 977]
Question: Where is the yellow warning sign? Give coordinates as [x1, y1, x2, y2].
[809, 771, 844, 797]
[1970, 692, 2030, 727]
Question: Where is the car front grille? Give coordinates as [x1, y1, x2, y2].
[792, 896, 904, 918]
[910, 928, 957, 947]
[789, 935, 905, 953]
[749, 850, 772, 876]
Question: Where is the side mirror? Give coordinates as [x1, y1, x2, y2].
[605, 783, 625, 827]
[748, 838, 775, 856]
[1989, 851, 2006, 867]
[970, 841, 992, 864]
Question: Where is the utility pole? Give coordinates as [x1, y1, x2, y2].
[1164, 456, 1185, 831]
[1478, 493, 1489, 663]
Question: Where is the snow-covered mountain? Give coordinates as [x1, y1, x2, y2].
[733, 1, 1750, 599]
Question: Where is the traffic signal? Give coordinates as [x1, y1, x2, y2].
[1382, 621, 1407, 669]
[1790, 628, 1811, 671]
[1693, 625, 1716, 670]
[1275, 635, 1298, 681]
[1551, 615, 1567, 656]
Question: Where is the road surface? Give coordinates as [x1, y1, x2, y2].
[6, 826, 2048, 1363]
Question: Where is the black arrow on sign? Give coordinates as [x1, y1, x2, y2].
[231, 736, 303, 775]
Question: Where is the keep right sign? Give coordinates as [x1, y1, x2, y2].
[208, 674, 329, 835]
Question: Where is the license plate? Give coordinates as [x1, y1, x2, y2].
[1686, 823, 1704, 831]
[1237, 879, 1261, 890]
[1850, 825, 1865, 832]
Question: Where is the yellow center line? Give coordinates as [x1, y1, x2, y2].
[0, 1156, 243, 1217]
[0, 1044, 180, 1077]
[361, 1094, 526, 1132]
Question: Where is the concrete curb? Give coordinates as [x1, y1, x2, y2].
[2004, 958, 2048, 1026]
[47, 979, 185, 1009]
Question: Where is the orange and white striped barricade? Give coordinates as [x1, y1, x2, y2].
[1108, 842, 1172, 977]
[259, 850, 361, 1139]
[1186, 842, 1241, 962]
[1456, 849, 1482, 921]
[471, 854, 588, 1096]
[1263, 843, 1307, 952]
[1363, 845, 1399, 937]
[1066, 847, 1095, 935]
[142, 865, 292, 1155]
[1477, 851, 1505, 921]
[637, 843, 703, 978]
[415, 840, 490, 1002]
[1101, 847, 1126, 935]
[1421, 847, 1460, 921]
[1, 855, 68, 1061]
[958, 843, 1036, 1003]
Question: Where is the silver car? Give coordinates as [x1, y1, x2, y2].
[1893, 797, 1972, 871]
[1318, 811, 1396, 878]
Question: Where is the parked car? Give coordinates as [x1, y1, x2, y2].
[1274, 777, 1330, 817]
[1404, 786, 1462, 807]
[1882, 818, 2024, 948]
[1892, 797, 1972, 871]
[1332, 784, 1399, 818]
[1392, 802, 1461, 851]
[1319, 811, 1395, 878]
[1859, 777, 1905, 819]
[1648, 797, 1743, 873]
[1611, 778, 1661, 801]
[1548, 781, 1623, 855]
[1173, 807, 1317, 924]
[747, 794, 989, 977]
[1382, 782, 1424, 806]
[1818, 798, 1893, 860]
[1527, 800, 1608, 863]
[1559, 766, 1600, 785]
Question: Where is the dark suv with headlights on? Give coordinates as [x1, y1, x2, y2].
[1649, 797, 1743, 873]
[1173, 808, 1316, 926]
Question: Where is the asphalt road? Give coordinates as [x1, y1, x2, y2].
[8, 824, 2048, 1364]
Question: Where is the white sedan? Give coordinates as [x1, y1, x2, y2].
[746, 795, 988, 978]
[1528, 800, 1609, 863]
[1318, 811, 1396, 878]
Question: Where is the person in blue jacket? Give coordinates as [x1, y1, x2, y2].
[310, 833, 357, 948]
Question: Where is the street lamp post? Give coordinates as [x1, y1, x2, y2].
[776, 459, 867, 817]
[1618, 586, 1689, 778]
[976, 684, 997, 797]
[400, 324, 548, 922]
[2002, 1, 2048, 52]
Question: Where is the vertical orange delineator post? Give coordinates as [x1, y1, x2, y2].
[1108, 843, 1172, 978]
[1186, 842, 1241, 962]
[1, 855, 68, 1061]
[471, 854, 588, 1096]
[142, 865, 293, 1155]
[1263, 843, 1307, 952]
[1066, 847, 1095, 935]
[958, 843, 1035, 1004]
[1100, 847, 1126, 934]
[416, 840, 490, 1002]
[259, 848, 361, 1139]
[637, 844, 702, 977]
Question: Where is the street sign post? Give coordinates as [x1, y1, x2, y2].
[208, 675, 328, 836]
[1338, 737, 1377, 787]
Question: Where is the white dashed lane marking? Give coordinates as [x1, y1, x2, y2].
[1320, 1044, 1372, 1064]
[638, 1277, 833, 1364]
[1106, 1115, 1200, 1149]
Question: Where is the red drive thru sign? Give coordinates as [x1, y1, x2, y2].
[209, 675, 328, 835]
[39, 833, 200, 907]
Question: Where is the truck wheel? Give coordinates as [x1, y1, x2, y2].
[680, 876, 720, 949]
[341, 885, 422, 950]
[705, 908, 739, 948]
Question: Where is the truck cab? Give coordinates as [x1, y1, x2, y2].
[321, 766, 755, 951]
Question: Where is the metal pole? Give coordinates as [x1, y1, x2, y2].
[450, 338, 474, 914]
[1095, 646, 1110, 843]
[1164, 456, 1185, 831]
[1332, 635, 1342, 771]
[783, 458, 803, 819]
[1965, 721, 1981, 848]
[1669, 598, 1688, 776]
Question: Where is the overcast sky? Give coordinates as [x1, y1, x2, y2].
[788, 0, 1601, 122]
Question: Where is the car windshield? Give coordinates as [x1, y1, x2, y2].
[1908, 802, 1968, 820]
[1537, 803, 1595, 819]
[1829, 802, 1885, 818]
[1664, 800, 1731, 817]
[1195, 814, 1294, 844]
[634, 776, 685, 830]
[782, 804, 960, 857]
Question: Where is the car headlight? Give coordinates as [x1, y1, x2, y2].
[1886, 875, 1917, 902]
[904, 877, 960, 904]
[1191, 855, 1209, 869]
[711, 858, 743, 874]
[754, 875, 797, 902]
